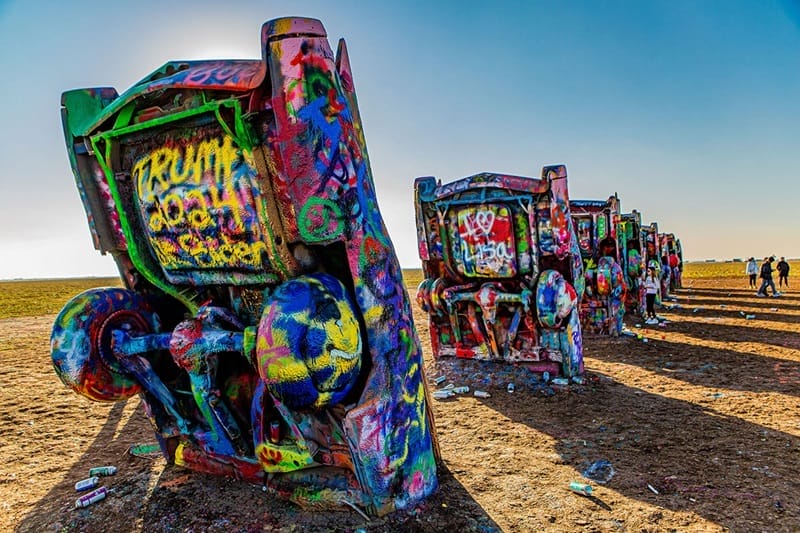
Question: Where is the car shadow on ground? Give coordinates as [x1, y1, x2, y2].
[15, 400, 162, 533]
[479, 372, 800, 530]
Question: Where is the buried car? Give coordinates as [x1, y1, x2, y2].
[413, 167, 585, 379]
[617, 210, 646, 315]
[52, 17, 437, 516]
[569, 195, 626, 335]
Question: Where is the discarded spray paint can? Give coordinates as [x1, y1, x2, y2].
[128, 443, 161, 457]
[89, 466, 117, 477]
[451, 386, 470, 394]
[269, 420, 281, 444]
[75, 476, 100, 492]
[75, 486, 109, 508]
[551, 378, 569, 386]
[745, 314, 756, 320]
[433, 376, 447, 386]
[542, 371, 550, 383]
[568, 481, 593, 496]
[432, 390, 454, 400]
[572, 376, 586, 385]
[473, 390, 491, 398]
[507, 383, 515, 393]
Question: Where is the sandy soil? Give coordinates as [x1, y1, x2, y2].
[2, 277, 799, 532]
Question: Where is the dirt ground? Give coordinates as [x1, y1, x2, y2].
[2, 277, 799, 532]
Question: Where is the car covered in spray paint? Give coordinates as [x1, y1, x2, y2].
[413, 167, 585, 379]
[569, 195, 627, 335]
[642, 222, 663, 304]
[660, 232, 683, 290]
[617, 210, 646, 315]
[52, 17, 437, 516]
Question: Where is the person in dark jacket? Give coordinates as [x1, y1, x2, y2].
[756, 256, 780, 297]
[776, 257, 790, 288]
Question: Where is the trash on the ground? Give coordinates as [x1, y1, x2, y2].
[745, 314, 756, 320]
[75, 476, 100, 492]
[507, 383, 515, 393]
[473, 390, 491, 398]
[710, 392, 725, 398]
[127, 443, 162, 457]
[433, 375, 447, 386]
[432, 390, 454, 400]
[771, 307, 778, 312]
[89, 466, 117, 477]
[634, 324, 642, 328]
[572, 376, 586, 385]
[621, 329, 636, 337]
[647, 484, 660, 494]
[451, 385, 470, 394]
[568, 481, 593, 496]
[692, 308, 701, 313]
[551, 378, 570, 386]
[642, 338, 649, 343]
[582, 459, 615, 484]
[719, 304, 726, 308]
[443, 383, 455, 390]
[542, 371, 550, 383]
[739, 311, 746, 316]
[75, 487, 110, 509]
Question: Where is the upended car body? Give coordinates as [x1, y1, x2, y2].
[569, 195, 626, 335]
[617, 210, 646, 315]
[51, 17, 437, 516]
[413, 167, 585, 378]
[660, 232, 684, 290]
[642, 222, 664, 304]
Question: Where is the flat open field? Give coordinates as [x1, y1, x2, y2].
[2, 263, 799, 532]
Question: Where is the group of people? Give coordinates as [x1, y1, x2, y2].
[746, 256, 790, 297]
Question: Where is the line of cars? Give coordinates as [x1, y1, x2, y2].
[413, 174, 683, 378]
[51, 15, 682, 516]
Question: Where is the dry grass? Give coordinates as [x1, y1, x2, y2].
[0, 278, 121, 319]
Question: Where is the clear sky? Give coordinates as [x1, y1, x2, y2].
[1, 0, 798, 279]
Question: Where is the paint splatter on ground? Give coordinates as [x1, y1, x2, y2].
[2, 275, 799, 532]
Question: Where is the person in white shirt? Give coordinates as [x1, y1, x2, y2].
[745, 257, 758, 288]
[644, 266, 660, 324]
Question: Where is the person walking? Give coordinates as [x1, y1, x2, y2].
[745, 257, 758, 289]
[757, 256, 781, 297]
[644, 266, 660, 324]
[776, 257, 790, 289]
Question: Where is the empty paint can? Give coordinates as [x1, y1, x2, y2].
[473, 390, 491, 398]
[507, 383, 515, 393]
[568, 481, 593, 496]
[75, 476, 100, 492]
[451, 386, 469, 394]
[75, 486, 108, 508]
[433, 376, 447, 385]
[89, 466, 117, 477]
[542, 371, 550, 383]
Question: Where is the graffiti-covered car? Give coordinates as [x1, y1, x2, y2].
[617, 210, 646, 315]
[642, 222, 663, 304]
[52, 17, 438, 516]
[414, 167, 585, 379]
[660, 232, 683, 290]
[569, 195, 626, 335]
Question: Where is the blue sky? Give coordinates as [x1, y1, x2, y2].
[1, 0, 798, 278]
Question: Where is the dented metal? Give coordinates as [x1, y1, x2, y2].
[52, 16, 437, 516]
